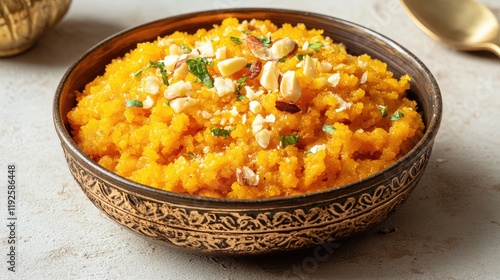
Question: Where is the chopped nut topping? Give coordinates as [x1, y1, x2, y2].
[174, 54, 189, 71]
[173, 61, 189, 80]
[251, 114, 265, 134]
[201, 110, 212, 119]
[245, 85, 264, 100]
[302, 55, 316, 78]
[144, 76, 160, 94]
[194, 40, 214, 57]
[142, 95, 154, 109]
[215, 47, 227, 60]
[246, 35, 269, 59]
[169, 97, 197, 113]
[275, 100, 301, 114]
[360, 72, 368, 84]
[328, 73, 341, 87]
[246, 35, 297, 61]
[164, 80, 192, 100]
[214, 77, 236, 97]
[163, 54, 180, 72]
[249, 100, 262, 114]
[255, 129, 271, 148]
[247, 60, 262, 80]
[309, 144, 326, 154]
[264, 114, 276, 123]
[236, 166, 260, 186]
[260, 61, 280, 91]
[217, 57, 248, 77]
[269, 37, 297, 59]
[169, 44, 183, 55]
[279, 70, 302, 102]
[317, 61, 333, 73]
[332, 94, 352, 113]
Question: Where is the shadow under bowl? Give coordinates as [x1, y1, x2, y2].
[53, 8, 442, 256]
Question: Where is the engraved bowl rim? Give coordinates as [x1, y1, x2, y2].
[53, 8, 442, 207]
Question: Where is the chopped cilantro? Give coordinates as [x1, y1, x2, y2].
[242, 30, 252, 35]
[185, 152, 196, 159]
[259, 36, 272, 47]
[308, 41, 324, 52]
[230, 37, 242, 45]
[126, 100, 143, 108]
[390, 111, 405, 121]
[211, 127, 231, 139]
[236, 94, 245, 101]
[147, 61, 169, 86]
[202, 57, 214, 66]
[237, 76, 247, 84]
[279, 134, 300, 147]
[179, 43, 192, 53]
[278, 56, 287, 63]
[133, 69, 142, 77]
[186, 57, 214, 88]
[296, 53, 313, 60]
[322, 124, 336, 134]
[378, 105, 388, 117]
[235, 76, 247, 101]
[164, 101, 171, 107]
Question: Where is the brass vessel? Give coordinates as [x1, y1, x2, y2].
[0, 0, 71, 57]
[53, 9, 442, 255]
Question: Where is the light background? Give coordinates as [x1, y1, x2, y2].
[1, 0, 499, 279]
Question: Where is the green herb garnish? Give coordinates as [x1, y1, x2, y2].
[378, 105, 388, 117]
[242, 30, 252, 35]
[322, 124, 336, 134]
[202, 57, 214, 66]
[235, 76, 246, 101]
[279, 134, 300, 147]
[211, 127, 231, 139]
[126, 100, 143, 108]
[259, 36, 272, 47]
[278, 56, 287, 63]
[308, 41, 324, 52]
[147, 61, 169, 86]
[296, 53, 313, 60]
[164, 101, 171, 107]
[179, 43, 192, 53]
[133, 69, 142, 77]
[230, 37, 242, 45]
[185, 152, 196, 159]
[390, 111, 405, 121]
[186, 57, 214, 88]
[237, 76, 246, 84]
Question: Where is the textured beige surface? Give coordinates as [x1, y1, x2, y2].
[1, 0, 499, 279]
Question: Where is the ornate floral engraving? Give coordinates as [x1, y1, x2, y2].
[63, 147, 430, 254]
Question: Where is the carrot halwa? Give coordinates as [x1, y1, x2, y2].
[68, 18, 424, 199]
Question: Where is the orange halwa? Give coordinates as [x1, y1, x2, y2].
[68, 18, 424, 199]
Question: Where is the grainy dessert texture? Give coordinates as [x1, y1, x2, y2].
[68, 18, 424, 199]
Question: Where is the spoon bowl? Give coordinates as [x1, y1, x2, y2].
[401, 0, 500, 56]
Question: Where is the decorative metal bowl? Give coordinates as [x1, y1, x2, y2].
[0, 0, 71, 57]
[53, 9, 442, 255]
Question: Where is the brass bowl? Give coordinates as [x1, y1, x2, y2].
[0, 0, 72, 57]
[53, 9, 442, 255]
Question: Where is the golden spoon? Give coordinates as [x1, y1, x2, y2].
[400, 0, 500, 57]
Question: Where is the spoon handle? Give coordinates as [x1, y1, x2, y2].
[488, 40, 500, 57]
